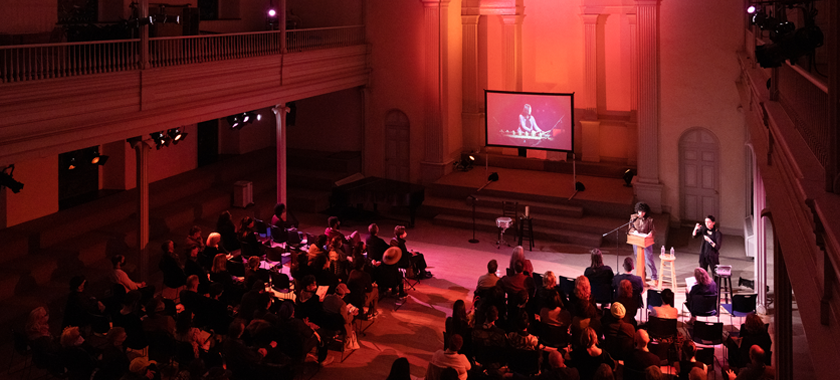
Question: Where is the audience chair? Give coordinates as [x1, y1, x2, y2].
[721, 294, 757, 328]
[647, 316, 678, 342]
[8, 328, 31, 376]
[558, 276, 576, 300]
[324, 313, 356, 363]
[508, 348, 541, 376]
[425, 362, 446, 380]
[496, 201, 518, 249]
[692, 321, 724, 348]
[683, 294, 719, 322]
[695, 347, 718, 378]
[645, 288, 663, 322]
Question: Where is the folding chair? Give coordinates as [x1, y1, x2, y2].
[721, 294, 757, 329]
[683, 294, 719, 322]
[647, 316, 678, 342]
[645, 288, 663, 322]
[692, 321, 725, 372]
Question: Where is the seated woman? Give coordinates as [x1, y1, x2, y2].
[347, 257, 379, 320]
[675, 340, 707, 380]
[445, 300, 473, 355]
[539, 292, 569, 327]
[509, 245, 534, 275]
[175, 310, 209, 359]
[686, 268, 717, 322]
[584, 249, 614, 305]
[216, 210, 239, 252]
[652, 288, 679, 319]
[159, 240, 186, 299]
[534, 270, 563, 313]
[568, 275, 601, 343]
[726, 313, 772, 369]
[507, 310, 541, 351]
[568, 327, 616, 380]
[614, 279, 639, 325]
[210, 253, 244, 306]
[238, 216, 262, 258]
[391, 225, 431, 279]
[202, 232, 227, 269]
[59, 326, 97, 380]
[26, 307, 60, 356]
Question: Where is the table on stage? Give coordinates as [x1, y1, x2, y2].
[627, 232, 655, 279]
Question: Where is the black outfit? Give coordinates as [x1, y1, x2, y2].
[694, 226, 723, 275]
[612, 273, 644, 304]
[678, 360, 705, 380]
[568, 349, 614, 380]
[390, 237, 429, 277]
[61, 346, 98, 380]
[347, 268, 373, 311]
[615, 295, 639, 325]
[217, 220, 240, 252]
[185, 257, 210, 294]
[366, 234, 389, 262]
[584, 266, 614, 304]
[602, 318, 635, 361]
[112, 311, 148, 350]
[624, 349, 661, 380]
[159, 254, 186, 289]
[534, 367, 580, 380]
[94, 343, 129, 380]
[63, 290, 105, 330]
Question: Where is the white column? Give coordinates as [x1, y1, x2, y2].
[627, 13, 638, 121]
[633, 0, 663, 212]
[420, 0, 452, 183]
[500, 14, 524, 91]
[130, 138, 151, 281]
[272, 104, 288, 206]
[462, 14, 484, 151]
[582, 14, 599, 120]
[754, 165, 768, 314]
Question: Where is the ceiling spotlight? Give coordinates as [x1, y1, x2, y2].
[167, 128, 187, 145]
[257, 114, 262, 121]
[268, 9, 277, 17]
[747, 5, 756, 14]
[757, 24, 824, 68]
[454, 153, 476, 171]
[0, 165, 23, 193]
[150, 131, 170, 149]
[68, 157, 77, 170]
[90, 151, 109, 165]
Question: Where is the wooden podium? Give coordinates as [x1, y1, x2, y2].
[627, 232, 655, 279]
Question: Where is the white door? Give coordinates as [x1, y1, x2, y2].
[385, 110, 410, 182]
[681, 128, 719, 222]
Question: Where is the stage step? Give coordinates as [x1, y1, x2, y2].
[432, 214, 603, 248]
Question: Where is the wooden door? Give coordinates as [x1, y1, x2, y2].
[385, 110, 410, 182]
[680, 128, 719, 222]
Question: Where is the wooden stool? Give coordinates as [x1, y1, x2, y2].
[657, 253, 677, 290]
[518, 216, 534, 251]
[715, 264, 733, 306]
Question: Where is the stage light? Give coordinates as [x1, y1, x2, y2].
[0, 166, 23, 193]
[150, 131, 170, 149]
[756, 24, 823, 68]
[268, 9, 277, 17]
[90, 151, 109, 166]
[747, 5, 756, 14]
[257, 113, 262, 121]
[488, 172, 499, 182]
[67, 157, 77, 170]
[167, 128, 187, 145]
[623, 169, 635, 187]
[454, 153, 476, 172]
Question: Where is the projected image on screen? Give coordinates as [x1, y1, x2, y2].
[485, 90, 574, 152]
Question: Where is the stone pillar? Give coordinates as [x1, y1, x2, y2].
[462, 14, 484, 151]
[420, 0, 453, 183]
[633, 0, 663, 213]
[627, 13, 638, 121]
[774, 233, 793, 380]
[582, 14, 599, 121]
[754, 168, 768, 314]
[130, 138, 151, 281]
[500, 13, 524, 91]
[272, 104, 288, 206]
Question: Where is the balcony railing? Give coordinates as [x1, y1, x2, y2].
[0, 25, 365, 83]
[777, 63, 830, 168]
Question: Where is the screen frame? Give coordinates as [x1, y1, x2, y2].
[484, 89, 575, 153]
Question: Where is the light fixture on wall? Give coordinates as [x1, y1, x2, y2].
[749, 1, 824, 68]
[623, 169, 635, 187]
[167, 128, 187, 145]
[0, 165, 24, 193]
[150, 131, 170, 149]
[90, 151, 109, 165]
[454, 153, 476, 172]
[226, 111, 261, 130]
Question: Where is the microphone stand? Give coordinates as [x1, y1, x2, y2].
[468, 178, 497, 244]
[603, 220, 633, 271]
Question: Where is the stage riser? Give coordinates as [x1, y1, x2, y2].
[476, 154, 633, 178]
[433, 214, 603, 247]
[424, 205, 608, 236]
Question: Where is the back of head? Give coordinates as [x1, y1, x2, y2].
[189, 225, 201, 236]
[744, 313, 765, 334]
[514, 259, 525, 274]
[687, 368, 706, 380]
[447, 333, 464, 352]
[273, 203, 286, 218]
[368, 223, 379, 236]
[623, 257, 635, 273]
[487, 259, 498, 274]
[543, 271, 556, 288]
[590, 249, 604, 268]
[548, 350, 565, 369]
[328, 216, 339, 229]
[635, 329, 650, 349]
[207, 232, 221, 247]
[619, 279, 633, 298]
[60, 326, 81, 347]
[394, 225, 406, 237]
[387, 357, 411, 380]
[661, 289, 675, 307]
[749, 345, 766, 365]
[186, 274, 200, 290]
[593, 363, 615, 380]
[644, 365, 662, 380]
[580, 327, 598, 348]
[681, 340, 697, 360]
[574, 275, 591, 300]
[107, 326, 126, 345]
[228, 320, 245, 339]
[694, 268, 711, 285]
[248, 256, 260, 270]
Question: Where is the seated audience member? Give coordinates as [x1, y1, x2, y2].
[507, 311, 540, 351]
[124, 357, 157, 380]
[244, 256, 264, 288]
[366, 223, 389, 263]
[112, 290, 148, 353]
[175, 311, 207, 359]
[27, 307, 61, 359]
[216, 210, 240, 252]
[539, 292, 569, 327]
[509, 245, 535, 275]
[686, 268, 717, 323]
[602, 302, 635, 361]
[476, 259, 501, 295]
[445, 300, 473, 356]
[62, 275, 107, 331]
[614, 279, 639, 325]
[645, 366, 663, 380]
[323, 283, 360, 350]
[325, 216, 362, 254]
[59, 326, 97, 380]
[239, 280, 270, 321]
[688, 368, 706, 380]
[347, 257, 379, 320]
[204, 283, 233, 334]
[94, 327, 130, 380]
[568, 276, 601, 341]
[184, 245, 210, 294]
[271, 202, 299, 230]
[471, 306, 507, 365]
[624, 329, 661, 380]
[429, 334, 472, 380]
[186, 225, 206, 254]
[726, 345, 774, 380]
[238, 216, 262, 258]
[143, 297, 176, 335]
[327, 236, 350, 282]
[613, 257, 644, 303]
[592, 363, 614, 380]
[568, 327, 615, 380]
[379, 247, 406, 298]
[584, 249, 614, 304]
[221, 320, 270, 378]
[295, 275, 325, 324]
[180, 275, 204, 312]
[307, 234, 329, 264]
[500, 260, 536, 304]
[727, 313, 772, 369]
[387, 357, 411, 380]
[541, 350, 581, 380]
[675, 340, 706, 380]
[203, 232, 227, 268]
[535, 270, 563, 313]
[651, 289, 678, 319]
[276, 301, 329, 364]
[210, 253, 244, 305]
[391, 225, 431, 279]
[111, 254, 154, 303]
[159, 240, 187, 297]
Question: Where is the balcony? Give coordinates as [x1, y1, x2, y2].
[0, 26, 368, 164]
